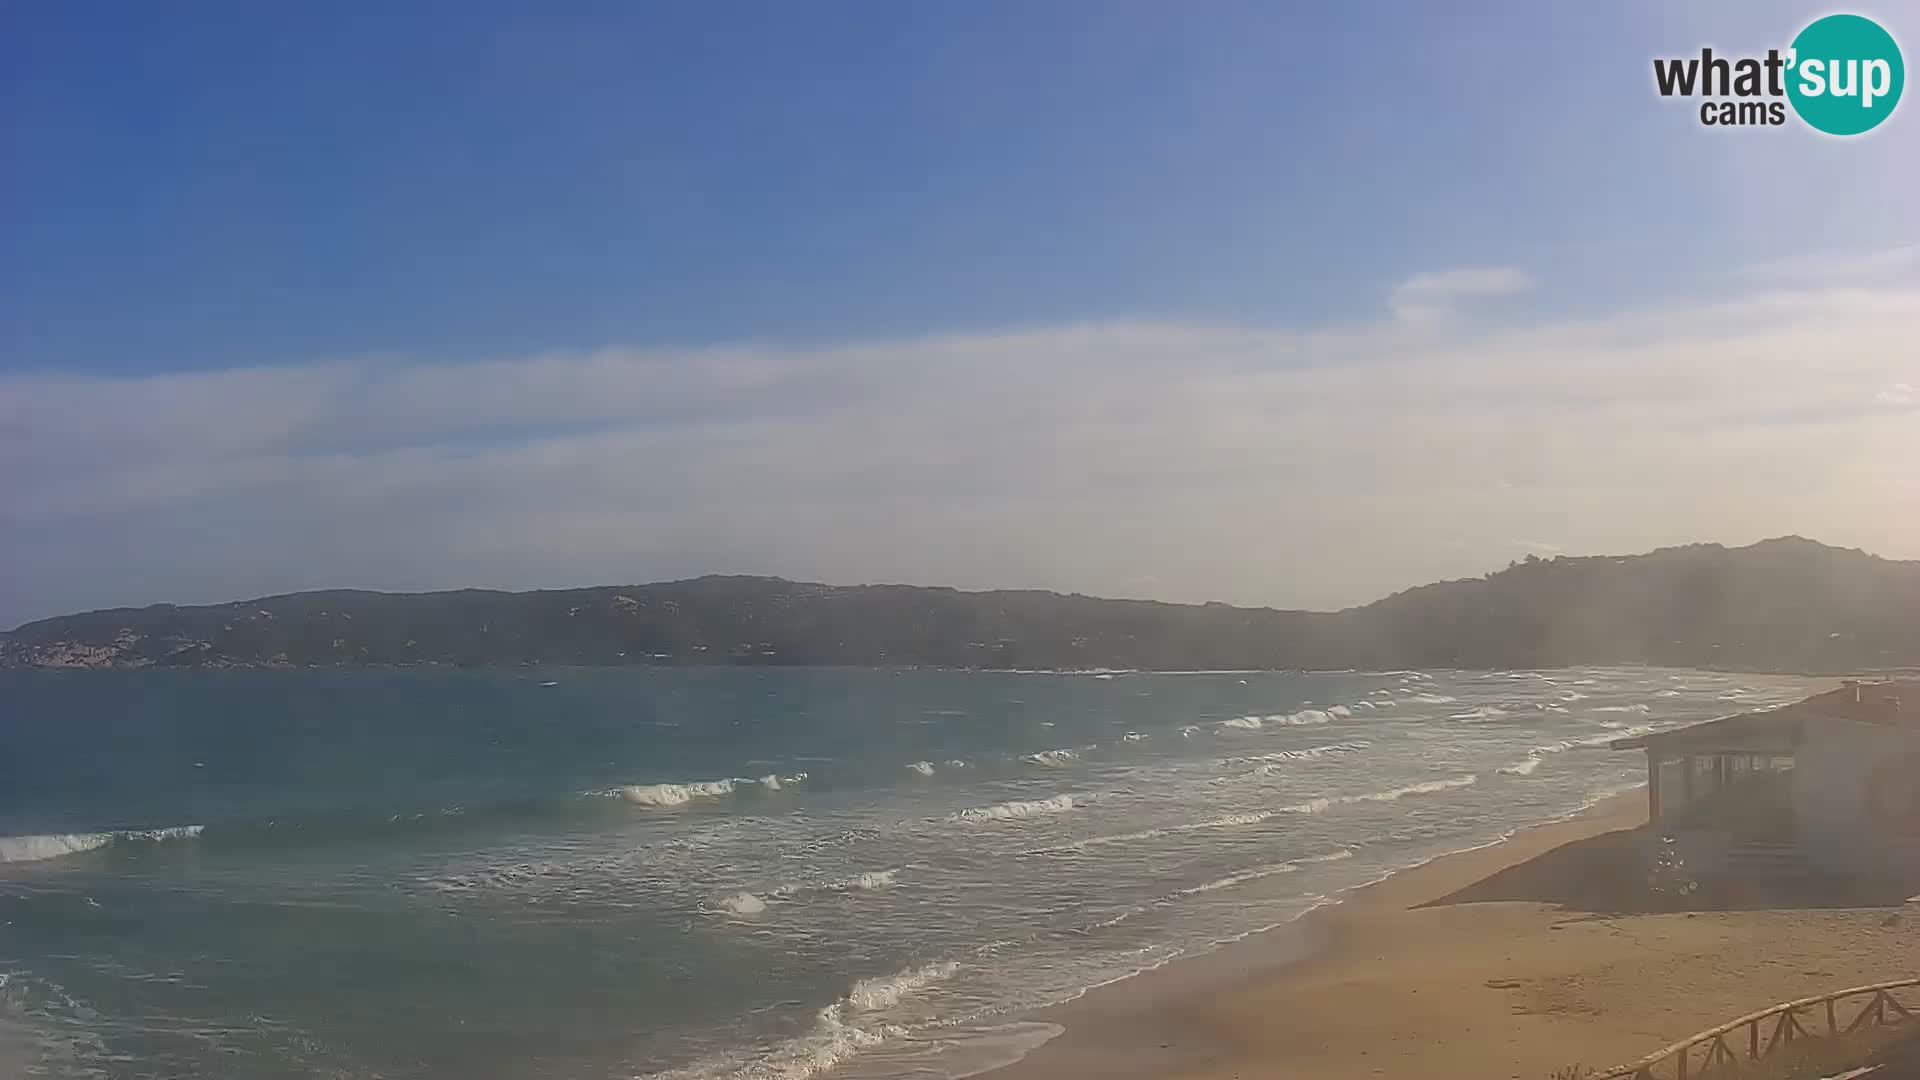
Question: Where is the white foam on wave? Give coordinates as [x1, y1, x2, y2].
[1221, 707, 1332, 732]
[1327, 705, 1353, 718]
[1409, 693, 1458, 705]
[1448, 705, 1509, 722]
[1121, 732, 1149, 743]
[1022, 749, 1078, 768]
[1172, 861, 1301, 897]
[1032, 776, 1474, 854]
[714, 869, 902, 917]
[1180, 725, 1201, 737]
[1593, 703, 1651, 714]
[955, 794, 1076, 822]
[1279, 775, 1479, 814]
[845, 960, 960, 1012]
[907, 761, 936, 777]
[117, 825, 205, 843]
[0, 833, 111, 864]
[772, 869, 901, 898]
[620, 780, 736, 807]
[715, 869, 902, 919]
[1497, 757, 1543, 776]
[1171, 847, 1358, 899]
[845, 869, 898, 891]
[0, 825, 203, 865]
[1213, 742, 1372, 782]
[1529, 725, 1650, 757]
[640, 961, 959, 1080]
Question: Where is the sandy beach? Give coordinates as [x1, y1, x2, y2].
[985, 791, 1918, 1080]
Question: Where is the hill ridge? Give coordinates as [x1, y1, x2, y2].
[6, 538, 1916, 673]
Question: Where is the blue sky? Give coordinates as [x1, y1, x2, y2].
[2, 2, 1916, 623]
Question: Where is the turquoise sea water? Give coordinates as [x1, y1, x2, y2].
[0, 667, 1821, 1079]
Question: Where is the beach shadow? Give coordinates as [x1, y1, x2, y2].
[1416, 827, 1912, 914]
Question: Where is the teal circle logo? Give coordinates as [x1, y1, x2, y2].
[1786, 14, 1904, 135]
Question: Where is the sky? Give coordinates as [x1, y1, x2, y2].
[2, 1, 1916, 626]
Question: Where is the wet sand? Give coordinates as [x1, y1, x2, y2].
[982, 792, 1918, 1080]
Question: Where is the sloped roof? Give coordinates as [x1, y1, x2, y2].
[1611, 681, 1919, 756]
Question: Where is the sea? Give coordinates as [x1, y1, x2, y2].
[0, 666, 1824, 1080]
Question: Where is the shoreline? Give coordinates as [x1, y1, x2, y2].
[973, 787, 1917, 1080]
[973, 790, 1652, 1080]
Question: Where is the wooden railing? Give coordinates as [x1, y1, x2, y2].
[1594, 977, 1917, 1079]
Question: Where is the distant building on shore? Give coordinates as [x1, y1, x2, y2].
[1613, 681, 1920, 884]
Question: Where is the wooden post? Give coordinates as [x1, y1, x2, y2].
[1748, 1017, 1759, 1059]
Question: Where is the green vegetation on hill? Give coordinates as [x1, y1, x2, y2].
[4, 538, 1915, 673]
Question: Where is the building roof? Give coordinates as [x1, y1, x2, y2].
[1612, 680, 1920, 757]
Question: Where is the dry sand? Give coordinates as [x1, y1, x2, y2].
[983, 792, 1918, 1080]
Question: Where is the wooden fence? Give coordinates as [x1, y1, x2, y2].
[1594, 977, 1917, 1079]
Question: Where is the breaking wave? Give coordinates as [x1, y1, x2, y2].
[1022, 749, 1079, 768]
[0, 825, 203, 865]
[1219, 707, 1336, 732]
[618, 780, 737, 807]
[613, 773, 807, 807]
[906, 761, 936, 777]
[954, 794, 1076, 822]
[1497, 757, 1543, 776]
[640, 961, 960, 1080]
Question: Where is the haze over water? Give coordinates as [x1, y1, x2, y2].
[0, 666, 1821, 1079]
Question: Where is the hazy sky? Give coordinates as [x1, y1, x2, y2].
[3, 2, 1916, 625]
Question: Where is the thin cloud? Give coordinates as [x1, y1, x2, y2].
[3, 282, 1917, 626]
[1388, 267, 1534, 324]
[1743, 244, 1919, 283]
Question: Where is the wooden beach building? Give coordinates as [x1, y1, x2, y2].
[1612, 681, 1920, 883]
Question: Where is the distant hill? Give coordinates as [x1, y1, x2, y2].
[4, 538, 1917, 673]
